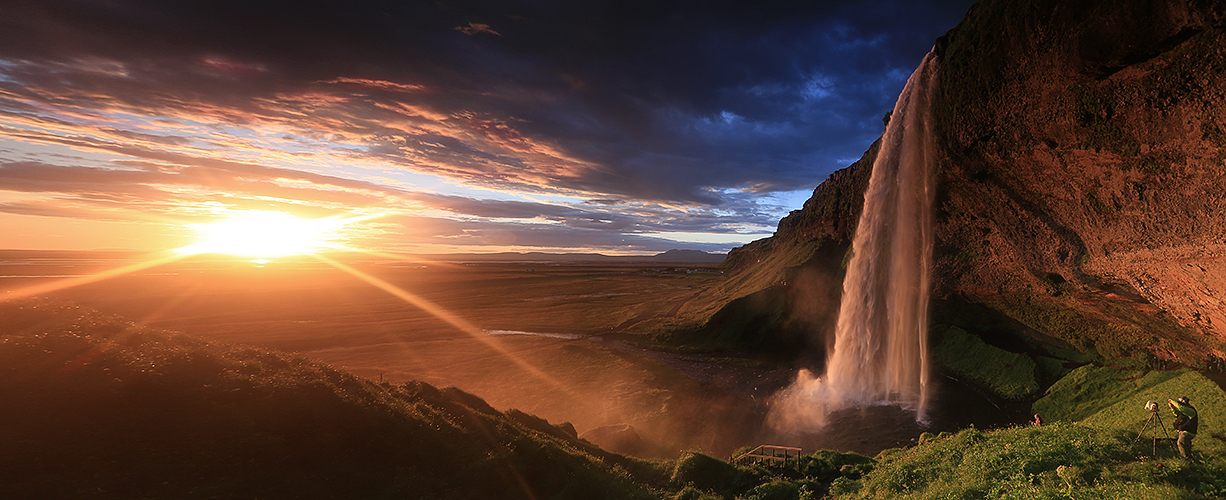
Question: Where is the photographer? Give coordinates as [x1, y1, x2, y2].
[1168, 396, 1198, 460]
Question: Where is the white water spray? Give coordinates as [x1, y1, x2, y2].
[769, 53, 939, 431]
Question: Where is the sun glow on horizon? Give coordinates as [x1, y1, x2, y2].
[176, 210, 373, 258]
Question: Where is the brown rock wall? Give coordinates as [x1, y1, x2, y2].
[718, 0, 1226, 361]
[932, 2, 1226, 352]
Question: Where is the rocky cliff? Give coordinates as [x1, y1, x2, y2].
[706, 0, 1226, 367]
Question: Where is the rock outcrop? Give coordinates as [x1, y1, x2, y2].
[712, 0, 1226, 365]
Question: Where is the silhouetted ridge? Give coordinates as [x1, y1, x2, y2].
[0, 300, 660, 500]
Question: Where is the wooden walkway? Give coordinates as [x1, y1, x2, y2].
[733, 444, 803, 468]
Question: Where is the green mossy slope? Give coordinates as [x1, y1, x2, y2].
[828, 366, 1226, 499]
[706, 366, 1226, 499]
[1034, 366, 1226, 458]
[931, 324, 1042, 399]
[844, 423, 1220, 499]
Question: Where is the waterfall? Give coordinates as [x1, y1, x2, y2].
[768, 52, 939, 430]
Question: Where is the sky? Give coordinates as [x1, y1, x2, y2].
[0, 0, 976, 255]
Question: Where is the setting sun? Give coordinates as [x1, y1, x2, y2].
[176, 211, 360, 258]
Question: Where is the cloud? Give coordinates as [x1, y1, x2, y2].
[372, 214, 734, 254]
[0, 152, 768, 252]
[0, 0, 975, 252]
[455, 22, 502, 37]
[0, 125, 399, 199]
[0, 0, 973, 193]
[0, 159, 383, 219]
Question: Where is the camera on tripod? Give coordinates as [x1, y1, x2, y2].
[1135, 400, 1170, 457]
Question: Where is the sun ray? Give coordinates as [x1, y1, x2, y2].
[308, 253, 579, 398]
[3, 221, 580, 402]
[1, 252, 190, 303]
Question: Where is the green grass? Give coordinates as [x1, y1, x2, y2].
[835, 418, 1226, 499]
[849, 423, 1139, 499]
[931, 324, 1041, 399]
[1034, 365, 1226, 458]
[822, 366, 1226, 499]
[664, 449, 876, 500]
[670, 451, 762, 496]
[1036, 355, 1071, 381]
[703, 366, 1226, 500]
[736, 479, 824, 500]
[658, 338, 1226, 499]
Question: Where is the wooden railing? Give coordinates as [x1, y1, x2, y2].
[733, 444, 802, 468]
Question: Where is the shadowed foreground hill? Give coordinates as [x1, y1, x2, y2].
[0, 300, 665, 500]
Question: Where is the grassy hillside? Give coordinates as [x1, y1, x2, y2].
[0, 299, 669, 499]
[930, 324, 1044, 400]
[1034, 366, 1226, 454]
[825, 366, 1226, 499]
[671, 366, 1226, 500]
[840, 422, 1225, 499]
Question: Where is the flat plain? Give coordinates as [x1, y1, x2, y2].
[1, 252, 781, 457]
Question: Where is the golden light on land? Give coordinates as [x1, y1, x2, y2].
[1, 252, 188, 302]
[3, 212, 577, 401]
[176, 210, 369, 258]
[311, 253, 579, 398]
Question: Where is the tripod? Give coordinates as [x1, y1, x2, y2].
[1134, 409, 1172, 457]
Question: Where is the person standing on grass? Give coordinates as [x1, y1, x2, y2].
[1168, 396, 1198, 460]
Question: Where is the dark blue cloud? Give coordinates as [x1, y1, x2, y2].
[0, 0, 974, 202]
[0, 0, 976, 253]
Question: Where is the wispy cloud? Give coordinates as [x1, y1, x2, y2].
[0, 0, 973, 253]
[455, 22, 502, 37]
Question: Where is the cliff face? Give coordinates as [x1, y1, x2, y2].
[716, 0, 1226, 365]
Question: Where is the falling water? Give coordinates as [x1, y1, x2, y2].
[768, 52, 939, 431]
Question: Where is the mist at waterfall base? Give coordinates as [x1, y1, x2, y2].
[766, 52, 950, 441]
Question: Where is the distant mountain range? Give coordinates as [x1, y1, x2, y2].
[0, 248, 727, 264]
[419, 249, 726, 264]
